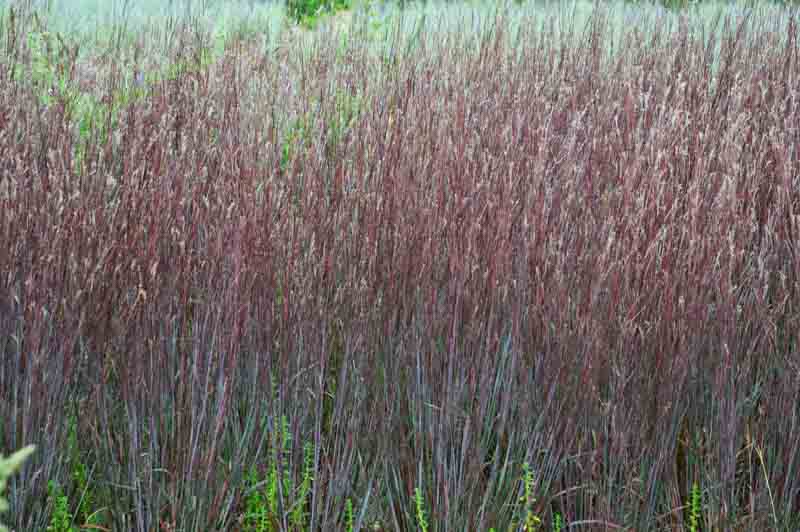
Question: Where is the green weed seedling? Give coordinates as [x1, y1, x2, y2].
[344, 497, 355, 532]
[64, 412, 103, 529]
[41, 414, 104, 532]
[46, 481, 76, 532]
[502, 462, 543, 532]
[242, 415, 314, 531]
[687, 482, 702, 532]
[552, 511, 563, 532]
[414, 487, 429, 532]
[520, 462, 543, 531]
[0, 446, 36, 532]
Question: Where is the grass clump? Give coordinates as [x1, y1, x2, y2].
[2, 0, 800, 530]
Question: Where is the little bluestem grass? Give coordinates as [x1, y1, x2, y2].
[3, 0, 800, 530]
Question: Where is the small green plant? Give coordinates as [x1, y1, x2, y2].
[281, 112, 314, 172]
[344, 497, 355, 532]
[323, 88, 363, 161]
[0, 445, 36, 532]
[413, 487, 429, 532]
[552, 511, 563, 532]
[687, 482, 702, 532]
[289, 442, 314, 528]
[242, 417, 285, 531]
[46, 481, 77, 532]
[242, 465, 272, 532]
[517, 462, 542, 532]
[241, 416, 315, 531]
[65, 412, 101, 528]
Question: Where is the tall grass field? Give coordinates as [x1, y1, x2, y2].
[1, 0, 799, 529]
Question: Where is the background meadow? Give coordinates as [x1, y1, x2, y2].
[1, 0, 799, 530]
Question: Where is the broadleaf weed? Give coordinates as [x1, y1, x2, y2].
[46, 481, 76, 532]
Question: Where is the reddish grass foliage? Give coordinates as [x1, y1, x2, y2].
[1, 4, 799, 531]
